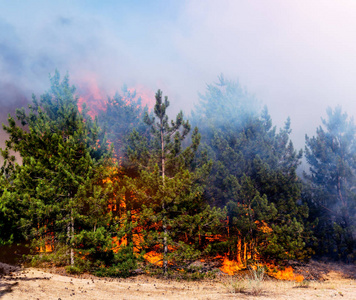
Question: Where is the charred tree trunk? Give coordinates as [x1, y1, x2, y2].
[70, 209, 74, 266]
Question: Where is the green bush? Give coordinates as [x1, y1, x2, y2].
[65, 265, 83, 275]
[94, 246, 138, 278]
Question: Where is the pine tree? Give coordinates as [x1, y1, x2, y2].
[95, 87, 154, 260]
[0, 71, 116, 267]
[126, 90, 224, 275]
[191, 76, 310, 263]
[304, 106, 356, 261]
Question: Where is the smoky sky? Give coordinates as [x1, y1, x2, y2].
[1, 0, 356, 152]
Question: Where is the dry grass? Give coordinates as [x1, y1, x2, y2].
[0, 261, 355, 299]
[224, 276, 247, 294]
[223, 265, 268, 296]
[293, 279, 311, 288]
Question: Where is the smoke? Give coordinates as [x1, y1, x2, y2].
[0, 4, 154, 146]
[1, 0, 356, 153]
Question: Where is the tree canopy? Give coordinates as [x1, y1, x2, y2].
[0, 71, 128, 273]
[191, 76, 310, 262]
[304, 106, 356, 261]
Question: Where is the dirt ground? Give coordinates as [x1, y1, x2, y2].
[0, 261, 355, 300]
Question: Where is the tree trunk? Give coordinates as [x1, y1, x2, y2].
[161, 116, 168, 276]
[67, 196, 75, 266]
[127, 210, 133, 250]
[162, 208, 168, 276]
[70, 208, 74, 266]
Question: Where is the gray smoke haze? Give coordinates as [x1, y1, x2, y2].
[1, 0, 356, 155]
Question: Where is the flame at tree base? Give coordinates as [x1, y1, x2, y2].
[267, 265, 304, 282]
[218, 256, 304, 282]
[219, 256, 244, 275]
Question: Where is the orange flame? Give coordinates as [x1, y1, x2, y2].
[219, 256, 244, 275]
[267, 264, 304, 282]
[39, 243, 54, 253]
[144, 251, 163, 266]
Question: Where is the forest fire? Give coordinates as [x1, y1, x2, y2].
[35, 138, 305, 282]
[39, 243, 54, 253]
[5, 72, 315, 284]
[206, 219, 304, 281]
[2, 4, 356, 299]
[104, 174, 305, 281]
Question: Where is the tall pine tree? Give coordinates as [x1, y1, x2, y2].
[0, 71, 116, 268]
[191, 75, 310, 263]
[126, 90, 224, 275]
[304, 106, 356, 261]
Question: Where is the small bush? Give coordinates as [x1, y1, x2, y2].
[25, 244, 72, 268]
[94, 246, 138, 278]
[225, 277, 247, 294]
[65, 265, 83, 275]
[94, 262, 133, 278]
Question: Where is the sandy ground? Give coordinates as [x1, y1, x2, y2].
[0, 262, 355, 300]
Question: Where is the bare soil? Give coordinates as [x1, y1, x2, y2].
[0, 261, 355, 299]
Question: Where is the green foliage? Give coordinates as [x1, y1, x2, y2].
[0, 71, 118, 269]
[304, 106, 356, 261]
[94, 245, 138, 278]
[191, 75, 311, 262]
[65, 265, 83, 275]
[126, 89, 225, 274]
[28, 244, 72, 267]
[4, 71, 350, 274]
[74, 227, 116, 269]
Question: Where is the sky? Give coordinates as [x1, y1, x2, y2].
[1, 0, 356, 152]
